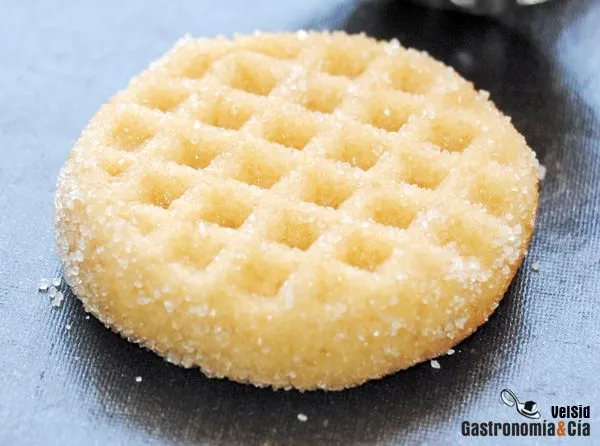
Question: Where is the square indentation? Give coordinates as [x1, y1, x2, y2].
[98, 154, 134, 178]
[110, 111, 156, 152]
[265, 208, 323, 251]
[137, 172, 190, 209]
[325, 124, 387, 171]
[123, 205, 166, 236]
[361, 92, 418, 133]
[162, 227, 224, 270]
[223, 53, 280, 96]
[336, 230, 393, 272]
[363, 192, 420, 230]
[295, 74, 347, 114]
[238, 35, 303, 60]
[191, 94, 255, 131]
[192, 185, 254, 229]
[229, 246, 297, 297]
[296, 165, 357, 209]
[227, 142, 290, 189]
[462, 166, 517, 218]
[259, 111, 319, 150]
[385, 59, 435, 95]
[425, 112, 478, 153]
[134, 83, 190, 113]
[428, 210, 499, 262]
[319, 38, 378, 79]
[168, 43, 231, 79]
[169, 132, 228, 170]
[480, 126, 525, 167]
[393, 149, 452, 190]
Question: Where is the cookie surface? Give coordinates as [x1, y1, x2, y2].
[55, 31, 538, 390]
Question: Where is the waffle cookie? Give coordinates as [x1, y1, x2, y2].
[55, 31, 539, 390]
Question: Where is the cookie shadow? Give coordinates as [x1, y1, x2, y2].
[60, 285, 524, 445]
[55, 2, 596, 444]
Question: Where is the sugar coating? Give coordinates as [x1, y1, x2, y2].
[54, 31, 539, 391]
[430, 360, 441, 369]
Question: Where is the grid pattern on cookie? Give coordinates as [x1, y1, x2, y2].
[90, 32, 532, 301]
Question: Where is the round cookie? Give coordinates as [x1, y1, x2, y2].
[55, 31, 539, 390]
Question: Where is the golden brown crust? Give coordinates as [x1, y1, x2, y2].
[55, 31, 539, 390]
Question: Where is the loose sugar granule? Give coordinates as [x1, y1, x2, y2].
[51, 291, 65, 307]
[538, 164, 547, 181]
[38, 278, 49, 291]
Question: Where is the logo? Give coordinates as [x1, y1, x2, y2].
[460, 388, 591, 438]
[501, 389, 540, 419]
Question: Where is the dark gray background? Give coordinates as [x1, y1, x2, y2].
[1, 0, 599, 444]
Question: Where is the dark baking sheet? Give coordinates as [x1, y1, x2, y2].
[1, 0, 599, 444]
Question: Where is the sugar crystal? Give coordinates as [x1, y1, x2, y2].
[38, 278, 49, 291]
[297, 413, 308, 422]
[537, 164, 546, 181]
[52, 291, 65, 308]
